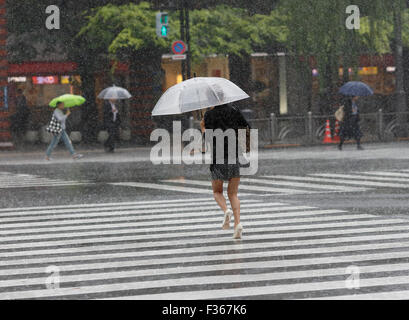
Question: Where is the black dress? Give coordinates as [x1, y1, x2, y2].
[204, 104, 250, 181]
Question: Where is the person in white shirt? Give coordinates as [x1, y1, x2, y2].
[103, 99, 121, 152]
[45, 101, 83, 160]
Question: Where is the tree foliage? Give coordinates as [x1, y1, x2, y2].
[188, 5, 255, 61]
[275, 0, 409, 94]
[78, 2, 173, 62]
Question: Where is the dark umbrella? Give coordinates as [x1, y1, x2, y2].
[339, 81, 374, 96]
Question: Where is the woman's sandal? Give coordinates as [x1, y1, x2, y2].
[233, 223, 243, 239]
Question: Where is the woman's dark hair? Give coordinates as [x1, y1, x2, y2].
[56, 101, 63, 107]
[215, 103, 229, 108]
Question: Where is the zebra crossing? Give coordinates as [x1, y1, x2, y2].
[112, 169, 409, 196]
[4, 169, 409, 195]
[0, 171, 91, 189]
[1, 198, 409, 299]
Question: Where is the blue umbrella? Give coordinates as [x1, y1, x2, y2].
[339, 81, 374, 96]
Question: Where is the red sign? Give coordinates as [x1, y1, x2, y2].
[9, 62, 78, 75]
[171, 40, 187, 55]
[32, 76, 59, 84]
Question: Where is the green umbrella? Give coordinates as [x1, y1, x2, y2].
[49, 94, 86, 108]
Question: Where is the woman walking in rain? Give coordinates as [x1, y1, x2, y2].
[338, 96, 363, 150]
[151, 77, 251, 238]
[45, 101, 83, 160]
[201, 103, 250, 239]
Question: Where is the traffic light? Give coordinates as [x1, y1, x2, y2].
[156, 12, 169, 38]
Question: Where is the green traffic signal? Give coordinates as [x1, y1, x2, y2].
[161, 25, 168, 37]
[156, 12, 169, 38]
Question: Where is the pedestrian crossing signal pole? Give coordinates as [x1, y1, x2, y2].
[179, 2, 186, 81]
[178, 0, 191, 81]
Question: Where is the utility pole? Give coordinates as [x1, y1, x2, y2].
[393, 0, 408, 136]
[179, 1, 186, 80]
[178, 0, 191, 80]
[185, 3, 191, 79]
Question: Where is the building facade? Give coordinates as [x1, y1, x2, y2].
[0, 0, 10, 148]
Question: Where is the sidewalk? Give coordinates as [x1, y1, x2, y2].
[0, 143, 154, 165]
[1, 140, 408, 166]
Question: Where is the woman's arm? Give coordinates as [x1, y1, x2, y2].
[53, 109, 68, 122]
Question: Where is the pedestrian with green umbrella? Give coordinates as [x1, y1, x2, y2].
[45, 95, 85, 161]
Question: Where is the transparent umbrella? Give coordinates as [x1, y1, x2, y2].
[152, 77, 249, 116]
[98, 85, 132, 100]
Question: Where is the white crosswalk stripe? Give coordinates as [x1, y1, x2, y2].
[0, 172, 91, 189]
[361, 171, 409, 178]
[110, 169, 409, 196]
[162, 179, 323, 194]
[1, 198, 409, 299]
[312, 173, 409, 183]
[264, 174, 409, 189]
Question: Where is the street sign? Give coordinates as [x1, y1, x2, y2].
[171, 40, 187, 55]
[172, 54, 186, 60]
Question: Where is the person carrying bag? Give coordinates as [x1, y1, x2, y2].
[45, 101, 83, 161]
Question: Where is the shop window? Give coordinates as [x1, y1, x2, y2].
[32, 76, 59, 85]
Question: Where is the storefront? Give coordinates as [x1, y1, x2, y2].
[161, 54, 230, 120]
[7, 62, 81, 129]
[310, 54, 396, 96]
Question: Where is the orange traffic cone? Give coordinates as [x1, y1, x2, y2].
[322, 119, 333, 144]
[332, 120, 341, 143]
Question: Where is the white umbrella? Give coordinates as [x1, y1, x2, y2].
[152, 77, 249, 116]
[98, 85, 132, 100]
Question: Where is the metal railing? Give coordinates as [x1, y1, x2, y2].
[190, 110, 409, 146]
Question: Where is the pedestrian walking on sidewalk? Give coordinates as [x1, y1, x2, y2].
[45, 101, 83, 160]
[10, 89, 30, 141]
[338, 96, 363, 150]
[202, 104, 250, 239]
[103, 99, 121, 153]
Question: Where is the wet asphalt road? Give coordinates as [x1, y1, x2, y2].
[1, 141, 409, 300]
[1, 142, 408, 215]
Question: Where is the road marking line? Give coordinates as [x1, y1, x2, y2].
[103, 275, 409, 300]
[0, 198, 227, 213]
[264, 175, 409, 189]
[0, 204, 311, 224]
[0, 199, 268, 218]
[240, 177, 367, 192]
[361, 171, 409, 178]
[0, 214, 404, 254]
[313, 173, 409, 183]
[111, 182, 252, 196]
[163, 179, 318, 194]
[4, 262, 409, 296]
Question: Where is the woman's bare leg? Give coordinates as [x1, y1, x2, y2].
[227, 177, 240, 227]
[211, 180, 228, 212]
